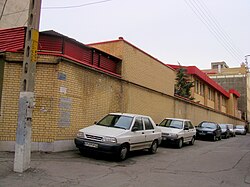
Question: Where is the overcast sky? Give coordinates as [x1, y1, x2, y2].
[40, 0, 250, 69]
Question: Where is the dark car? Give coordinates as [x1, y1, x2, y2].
[196, 121, 222, 141]
[219, 124, 230, 139]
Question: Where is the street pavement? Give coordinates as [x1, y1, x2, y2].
[0, 134, 250, 187]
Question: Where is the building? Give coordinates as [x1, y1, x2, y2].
[203, 61, 250, 122]
[0, 0, 29, 29]
[167, 65, 241, 118]
[0, 27, 244, 152]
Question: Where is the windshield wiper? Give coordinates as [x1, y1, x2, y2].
[113, 126, 127, 130]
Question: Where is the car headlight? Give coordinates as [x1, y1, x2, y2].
[169, 133, 178, 139]
[103, 136, 117, 143]
[77, 131, 84, 138]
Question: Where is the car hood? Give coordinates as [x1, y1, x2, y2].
[196, 127, 215, 132]
[157, 126, 182, 134]
[79, 125, 126, 137]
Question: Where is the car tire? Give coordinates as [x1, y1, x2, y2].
[118, 144, 129, 161]
[189, 136, 195, 145]
[177, 138, 183, 148]
[213, 135, 217, 141]
[149, 140, 158, 154]
[79, 148, 84, 155]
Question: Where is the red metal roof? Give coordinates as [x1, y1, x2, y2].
[229, 89, 240, 98]
[0, 27, 26, 52]
[167, 64, 230, 98]
[0, 27, 121, 77]
[88, 38, 175, 71]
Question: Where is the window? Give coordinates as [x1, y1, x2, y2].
[143, 118, 154, 130]
[0, 61, 4, 114]
[208, 88, 215, 101]
[200, 83, 204, 96]
[222, 96, 226, 106]
[133, 117, 143, 131]
[184, 122, 189, 129]
[187, 121, 194, 129]
[195, 80, 199, 93]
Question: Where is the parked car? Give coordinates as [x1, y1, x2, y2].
[74, 113, 162, 161]
[157, 118, 196, 148]
[235, 125, 247, 135]
[218, 124, 230, 139]
[196, 121, 222, 141]
[227, 124, 236, 137]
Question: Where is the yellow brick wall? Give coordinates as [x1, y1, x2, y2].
[122, 82, 175, 123]
[0, 52, 245, 150]
[91, 40, 176, 96]
[0, 62, 21, 141]
[55, 60, 122, 140]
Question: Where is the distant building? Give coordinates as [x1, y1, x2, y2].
[0, 0, 29, 29]
[167, 64, 241, 118]
[203, 61, 250, 122]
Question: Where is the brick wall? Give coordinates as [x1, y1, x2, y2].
[0, 52, 245, 152]
[91, 40, 176, 96]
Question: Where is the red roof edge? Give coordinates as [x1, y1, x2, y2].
[229, 89, 240, 98]
[167, 64, 230, 98]
[88, 38, 175, 71]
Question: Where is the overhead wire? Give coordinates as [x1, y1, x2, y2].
[0, 0, 8, 20]
[189, 0, 242, 63]
[197, 0, 244, 58]
[1, 0, 112, 17]
[191, 0, 242, 62]
[184, 0, 243, 63]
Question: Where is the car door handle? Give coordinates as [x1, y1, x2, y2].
[142, 132, 144, 134]
[152, 131, 155, 133]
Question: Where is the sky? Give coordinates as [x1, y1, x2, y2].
[40, 0, 250, 69]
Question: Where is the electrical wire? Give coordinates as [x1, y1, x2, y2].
[184, 0, 243, 63]
[188, 0, 242, 62]
[42, 0, 112, 10]
[1, 0, 113, 17]
[0, 0, 8, 20]
[197, 0, 244, 58]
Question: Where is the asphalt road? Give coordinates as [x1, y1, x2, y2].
[0, 134, 250, 187]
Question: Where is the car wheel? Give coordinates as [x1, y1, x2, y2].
[213, 135, 217, 141]
[189, 136, 195, 145]
[118, 144, 129, 161]
[218, 135, 222, 140]
[177, 138, 183, 148]
[149, 140, 158, 154]
[79, 148, 84, 155]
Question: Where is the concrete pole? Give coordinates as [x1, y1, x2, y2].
[14, 0, 42, 173]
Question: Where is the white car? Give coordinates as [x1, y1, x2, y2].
[75, 113, 162, 160]
[235, 125, 247, 135]
[157, 118, 196, 148]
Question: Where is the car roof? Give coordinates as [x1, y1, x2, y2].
[109, 113, 150, 118]
[163, 118, 191, 121]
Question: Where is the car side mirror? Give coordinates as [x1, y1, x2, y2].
[184, 126, 189, 130]
[94, 121, 97, 124]
[156, 124, 159, 126]
[132, 126, 139, 132]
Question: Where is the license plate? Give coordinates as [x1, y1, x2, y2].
[84, 142, 98, 148]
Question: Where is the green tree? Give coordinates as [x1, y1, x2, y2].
[175, 67, 194, 100]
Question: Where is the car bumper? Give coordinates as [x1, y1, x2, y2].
[161, 136, 178, 144]
[74, 138, 121, 154]
[196, 132, 215, 139]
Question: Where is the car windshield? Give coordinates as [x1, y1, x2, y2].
[199, 122, 216, 129]
[236, 125, 244, 129]
[159, 119, 183, 129]
[96, 114, 133, 130]
[219, 124, 227, 129]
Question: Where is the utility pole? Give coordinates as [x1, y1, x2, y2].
[14, 0, 42, 173]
